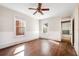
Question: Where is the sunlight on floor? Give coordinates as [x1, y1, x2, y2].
[49, 40, 59, 45]
[15, 51, 24, 56]
[41, 40, 50, 55]
[14, 45, 24, 56]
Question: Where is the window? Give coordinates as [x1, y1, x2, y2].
[15, 17, 25, 36]
[43, 23, 48, 33]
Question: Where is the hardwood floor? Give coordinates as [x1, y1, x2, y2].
[0, 39, 77, 56]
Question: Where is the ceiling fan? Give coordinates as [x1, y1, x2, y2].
[28, 3, 50, 15]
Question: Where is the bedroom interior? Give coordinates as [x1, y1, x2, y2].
[0, 3, 79, 56]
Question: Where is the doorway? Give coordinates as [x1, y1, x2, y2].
[61, 19, 74, 46]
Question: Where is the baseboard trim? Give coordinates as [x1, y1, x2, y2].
[0, 38, 38, 49]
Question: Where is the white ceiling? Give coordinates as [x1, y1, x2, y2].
[0, 3, 76, 19]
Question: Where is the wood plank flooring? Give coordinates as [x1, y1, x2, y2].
[0, 39, 77, 56]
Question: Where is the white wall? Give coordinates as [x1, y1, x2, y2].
[0, 5, 39, 49]
[39, 17, 61, 41]
[39, 16, 73, 42]
[74, 4, 79, 55]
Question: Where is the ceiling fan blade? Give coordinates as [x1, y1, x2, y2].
[41, 8, 49, 11]
[38, 3, 42, 9]
[28, 8, 37, 10]
[33, 11, 37, 15]
[39, 11, 44, 15]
